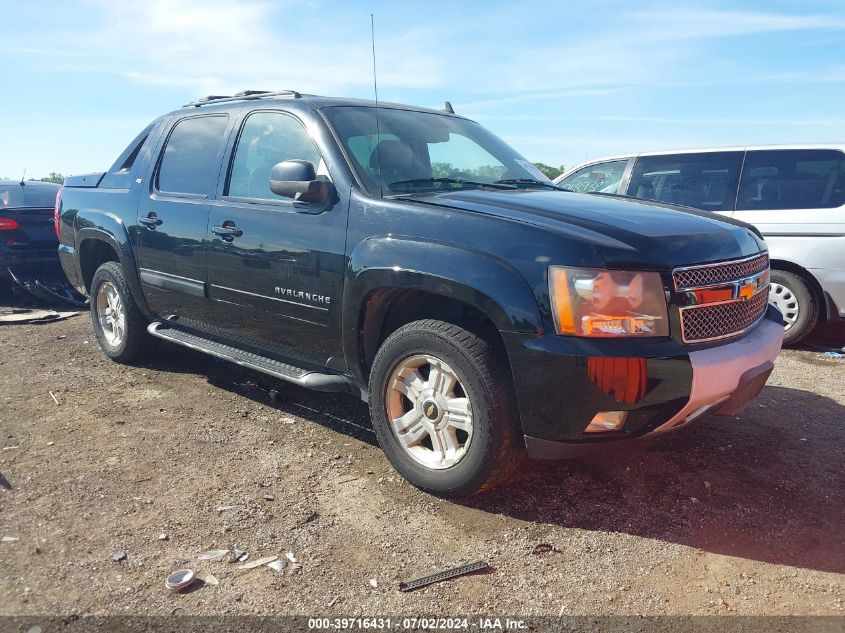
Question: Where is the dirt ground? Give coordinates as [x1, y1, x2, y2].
[1, 293, 843, 619]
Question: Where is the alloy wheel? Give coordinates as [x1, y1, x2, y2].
[96, 281, 126, 347]
[385, 354, 473, 470]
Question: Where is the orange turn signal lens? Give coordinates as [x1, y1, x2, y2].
[549, 266, 576, 334]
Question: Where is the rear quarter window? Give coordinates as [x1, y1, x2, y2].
[627, 152, 743, 211]
[737, 149, 845, 210]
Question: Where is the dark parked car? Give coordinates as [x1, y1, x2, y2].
[56, 91, 783, 497]
[0, 179, 61, 292]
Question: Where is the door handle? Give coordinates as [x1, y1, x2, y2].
[139, 213, 163, 230]
[212, 224, 243, 242]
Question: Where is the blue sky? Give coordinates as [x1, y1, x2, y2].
[2, 0, 844, 179]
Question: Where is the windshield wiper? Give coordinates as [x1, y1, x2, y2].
[494, 178, 570, 191]
[387, 177, 517, 191]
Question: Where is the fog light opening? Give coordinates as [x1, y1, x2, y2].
[585, 410, 629, 433]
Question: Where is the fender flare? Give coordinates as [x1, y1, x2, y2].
[75, 212, 150, 317]
[342, 236, 543, 379]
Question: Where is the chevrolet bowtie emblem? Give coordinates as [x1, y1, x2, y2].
[426, 404, 435, 417]
[738, 279, 756, 300]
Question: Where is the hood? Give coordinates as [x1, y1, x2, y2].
[407, 189, 766, 269]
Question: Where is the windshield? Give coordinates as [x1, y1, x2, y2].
[322, 106, 551, 196]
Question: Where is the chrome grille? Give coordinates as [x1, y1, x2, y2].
[673, 253, 769, 290]
[680, 288, 769, 343]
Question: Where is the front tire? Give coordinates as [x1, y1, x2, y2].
[90, 261, 154, 363]
[368, 319, 523, 498]
[769, 269, 819, 346]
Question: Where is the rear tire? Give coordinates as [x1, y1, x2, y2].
[769, 269, 819, 346]
[90, 261, 155, 363]
[368, 319, 523, 498]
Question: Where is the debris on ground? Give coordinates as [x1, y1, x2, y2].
[268, 560, 288, 573]
[158, 534, 168, 541]
[164, 569, 196, 592]
[232, 547, 249, 563]
[215, 505, 238, 513]
[197, 549, 229, 561]
[204, 574, 219, 586]
[6, 269, 88, 307]
[0, 309, 81, 325]
[369, 578, 378, 588]
[285, 552, 298, 564]
[302, 511, 319, 525]
[1, 535, 20, 543]
[531, 543, 559, 556]
[399, 560, 491, 592]
[238, 555, 278, 570]
[49, 391, 59, 405]
[111, 550, 127, 562]
[262, 494, 275, 501]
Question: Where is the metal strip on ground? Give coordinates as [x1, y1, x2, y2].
[398, 560, 490, 592]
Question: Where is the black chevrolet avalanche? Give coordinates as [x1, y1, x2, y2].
[56, 91, 784, 497]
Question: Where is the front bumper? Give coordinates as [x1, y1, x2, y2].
[503, 306, 784, 459]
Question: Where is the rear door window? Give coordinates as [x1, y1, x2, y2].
[737, 149, 845, 210]
[627, 152, 744, 211]
[559, 160, 628, 193]
[156, 115, 230, 196]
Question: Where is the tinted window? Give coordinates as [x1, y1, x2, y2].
[109, 123, 155, 174]
[227, 111, 322, 200]
[737, 149, 845, 210]
[627, 152, 743, 211]
[560, 160, 628, 193]
[156, 115, 229, 195]
[100, 122, 157, 189]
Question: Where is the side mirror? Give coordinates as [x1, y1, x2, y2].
[269, 160, 333, 205]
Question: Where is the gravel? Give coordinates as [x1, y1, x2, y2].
[0, 308, 842, 616]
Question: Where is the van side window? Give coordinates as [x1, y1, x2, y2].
[627, 152, 743, 211]
[227, 111, 322, 201]
[156, 115, 230, 196]
[737, 149, 845, 210]
[559, 160, 628, 194]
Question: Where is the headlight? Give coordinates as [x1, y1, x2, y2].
[549, 266, 669, 337]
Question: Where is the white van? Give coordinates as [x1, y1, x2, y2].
[555, 145, 845, 344]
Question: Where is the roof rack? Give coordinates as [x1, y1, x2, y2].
[182, 90, 302, 108]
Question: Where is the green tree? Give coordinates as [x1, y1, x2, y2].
[532, 163, 565, 180]
[39, 172, 65, 185]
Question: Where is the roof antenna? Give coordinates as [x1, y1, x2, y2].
[443, 101, 455, 114]
[19, 168, 26, 186]
[370, 13, 384, 198]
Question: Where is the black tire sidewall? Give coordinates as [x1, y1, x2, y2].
[369, 322, 513, 497]
[90, 261, 146, 362]
[771, 270, 818, 346]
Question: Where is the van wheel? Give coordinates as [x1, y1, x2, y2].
[90, 261, 155, 363]
[368, 319, 523, 498]
[769, 269, 819, 346]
